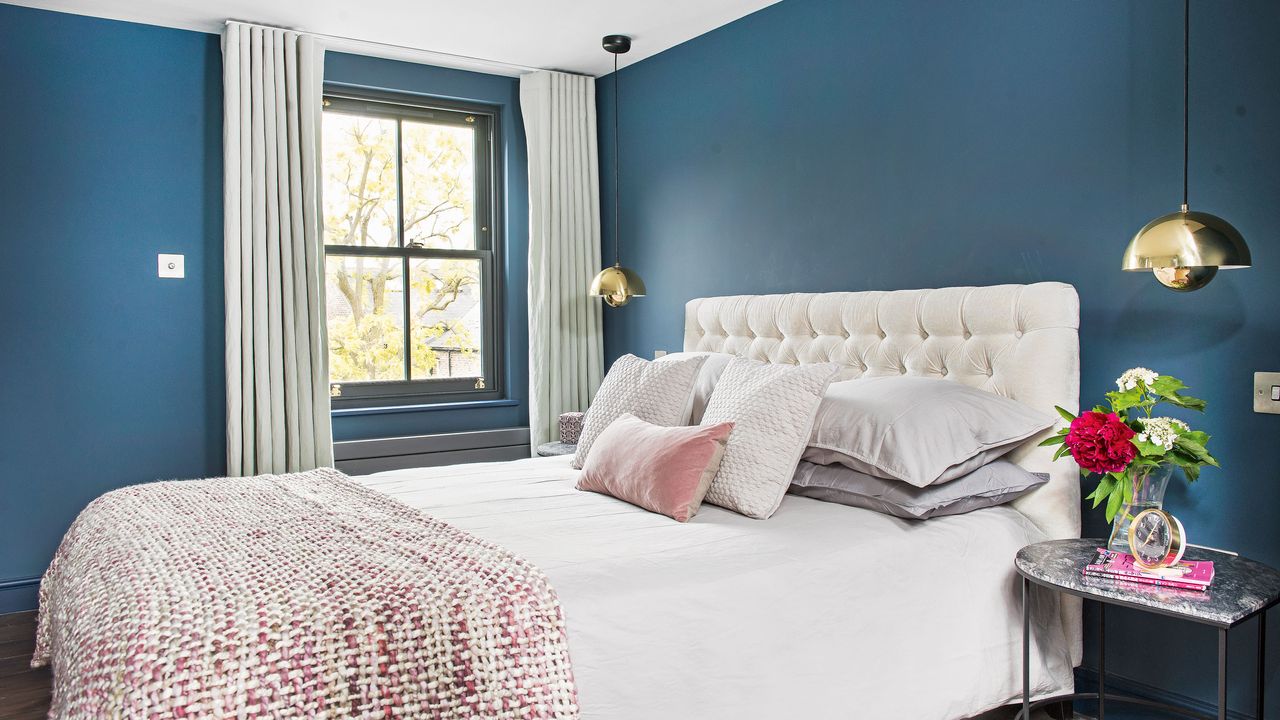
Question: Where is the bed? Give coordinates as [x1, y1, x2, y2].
[360, 282, 1084, 719]
[35, 282, 1081, 719]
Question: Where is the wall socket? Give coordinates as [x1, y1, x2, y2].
[1254, 372, 1280, 414]
[653, 350, 668, 359]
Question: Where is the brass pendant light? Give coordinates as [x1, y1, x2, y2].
[1122, 0, 1251, 291]
[590, 34, 647, 307]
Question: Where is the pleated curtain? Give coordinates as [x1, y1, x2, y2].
[222, 23, 333, 475]
[520, 71, 605, 447]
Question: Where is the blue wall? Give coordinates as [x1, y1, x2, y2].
[0, 5, 529, 612]
[597, 0, 1279, 715]
[0, 4, 225, 612]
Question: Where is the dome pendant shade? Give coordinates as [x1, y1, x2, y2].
[1122, 208, 1251, 291]
[1124, 0, 1252, 292]
[589, 263, 646, 307]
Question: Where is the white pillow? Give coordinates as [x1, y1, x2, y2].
[802, 376, 1054, 487]
[655, 351, 734, 424]
[701, 358, 839, 519]
[572, 354, 708, 469]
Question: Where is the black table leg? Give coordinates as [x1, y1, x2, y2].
[1260, 612, 1267, 720]
[1220, 628, 1229, 720]
[1023, 575, 1031, 719]
[1099, 601, 1106, 720]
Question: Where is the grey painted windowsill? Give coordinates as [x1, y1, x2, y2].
[331, 399, 519, 417]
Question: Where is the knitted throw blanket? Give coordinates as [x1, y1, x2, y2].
[32, 468, 579, 719]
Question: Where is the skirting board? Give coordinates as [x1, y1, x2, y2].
[1074, 667, 1255, 720]
[0, 576, 40, 614]
[334, 427, 531, 474]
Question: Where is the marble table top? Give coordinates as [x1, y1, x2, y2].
[536, 442, 577, 457]
[1016, 538, 1280, 628]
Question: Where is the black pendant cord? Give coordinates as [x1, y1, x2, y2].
[1182, 0, 1190, 211]
[612, 51, 621, 265]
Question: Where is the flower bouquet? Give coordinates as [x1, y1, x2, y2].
[1040, 368, 1219, 551]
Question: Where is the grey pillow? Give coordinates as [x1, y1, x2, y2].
[802, 376, 1053, 487]
[788, 459, 1048, 520]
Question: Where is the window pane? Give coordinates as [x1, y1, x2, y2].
[323, 113, 399, 247]
[402, 121, 475, 250]
[326, 255, 406, 382]
[409, 258, 483, 380]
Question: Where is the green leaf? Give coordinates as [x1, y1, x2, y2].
[1151, 376, 1187, 396]
[1090, 476, 1118, 509]
[1163, 393, 1208, 412]
[1053, 444, 1071, 461]
[1132, 437, 1168, 457]
[1182, 464, 1201, 483]
[1173, 436, 1218, 466]
[1182, 430, 1210, 446]
[1038, 434, 1066, 447]
[1105, 485, 1125, 522]
[1054, 406, 1078, 423]
[1108, 387, 1144, 412]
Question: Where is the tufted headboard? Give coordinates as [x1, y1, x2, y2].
[684, 282, 1082, 660]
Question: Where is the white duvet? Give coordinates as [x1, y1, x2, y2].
[357, 456, 1073, 720]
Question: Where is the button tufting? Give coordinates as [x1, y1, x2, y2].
[1014, 330, 1023, 338]
[941, 368, 949, 376]
[963, 331, 971, 339]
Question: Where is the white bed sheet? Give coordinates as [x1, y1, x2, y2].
[356, 456, 1074, 720]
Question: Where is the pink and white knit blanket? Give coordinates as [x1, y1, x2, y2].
[32, 468, 579, 719]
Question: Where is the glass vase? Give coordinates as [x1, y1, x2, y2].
[1106, 465, 1174, 553]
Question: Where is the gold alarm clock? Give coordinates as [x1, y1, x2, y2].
[1127, 508, 1187, 570]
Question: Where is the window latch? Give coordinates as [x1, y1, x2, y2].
[474, 378, 486, 390]
[330, 384, 343, 397]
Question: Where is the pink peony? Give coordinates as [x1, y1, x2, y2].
[1064, 411, 1137, 474]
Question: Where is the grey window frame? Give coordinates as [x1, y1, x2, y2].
[322, 86, 504, 408]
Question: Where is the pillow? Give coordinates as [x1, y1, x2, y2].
[578, 413, 734, 522]
[802, 376, 1053, 488]
[702, 358, 840, 519]
[788, 459, 1049, 520]
[655, 351, 735, 424]
[573, 354, 708, 469]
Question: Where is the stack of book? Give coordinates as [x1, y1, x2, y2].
[1083, 548, 1215, 591]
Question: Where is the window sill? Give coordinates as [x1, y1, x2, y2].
[331, 399, 519, 418]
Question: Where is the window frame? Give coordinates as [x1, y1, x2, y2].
[322, 86, 505, 409]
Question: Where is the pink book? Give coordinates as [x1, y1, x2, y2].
[1083, 548, 1215, 591]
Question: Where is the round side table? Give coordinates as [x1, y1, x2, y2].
[1015, 538, 1280, 720]
[536, 442, 577, 457]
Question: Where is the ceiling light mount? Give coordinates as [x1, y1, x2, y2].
[602, 35, 632, 54]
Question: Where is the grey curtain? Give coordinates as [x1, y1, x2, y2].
[520, 71, 605, 448]
[222, 22, 333, 475]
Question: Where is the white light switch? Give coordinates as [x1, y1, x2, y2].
[653, 350, 668, 359]
[1254, 372, 1280, 414]
[158, 254, 185, 279]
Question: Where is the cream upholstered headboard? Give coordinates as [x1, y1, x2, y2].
[684, 282, 1082, 660]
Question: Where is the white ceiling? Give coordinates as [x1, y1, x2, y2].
[8, 0, 781, 76]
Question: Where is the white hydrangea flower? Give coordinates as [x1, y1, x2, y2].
[1116, 367, 1160, 391]
[1135, 416, 1189, 450]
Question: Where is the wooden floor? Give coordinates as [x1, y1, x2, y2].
[0, 612, 49, 720]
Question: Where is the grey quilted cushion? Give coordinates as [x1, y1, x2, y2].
[572, 354, 708, 469]
[701, 358, 839, 519]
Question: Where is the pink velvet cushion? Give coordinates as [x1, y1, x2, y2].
[577, 413, 734, 522]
